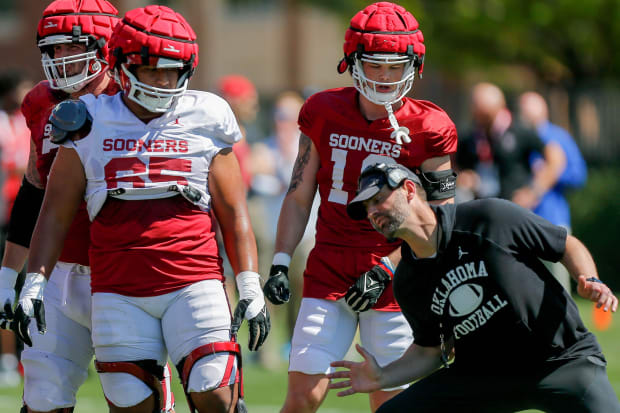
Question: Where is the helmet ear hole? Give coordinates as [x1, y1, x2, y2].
[89, 61, 101, 74]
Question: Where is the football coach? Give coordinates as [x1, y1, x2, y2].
[327, 162, 620, 412]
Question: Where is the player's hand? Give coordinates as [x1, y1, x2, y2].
[577, 275, 618, 313]
[263, 265, 290, 305]
[232, 271, 271, 351]
[0, 267, 19, 329]
[328, 344, 383, 396]
[12, 272, 47, 347]
[345, 264, 391, 312]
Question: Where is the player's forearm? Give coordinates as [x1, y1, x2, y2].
[1, 241, 29, 273]
[378, 343, 444, 389]
[273, 195, 312, 256]
[384, 247, 402, 268]
[222, 215, 258, 275]
[27, 209, 74, 277]
[560, 235, 599, 282]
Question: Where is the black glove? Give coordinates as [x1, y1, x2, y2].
[12, 299, 46, 347]
[345, 264, 391, 312]
[263, 265, 290, 305]
[231, 298, 270, 352]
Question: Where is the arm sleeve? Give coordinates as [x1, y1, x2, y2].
[6, 177, 45, 248]
[423, 126, 458, 158]
[217, 99, 243, 144]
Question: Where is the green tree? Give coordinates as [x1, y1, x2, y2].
[303, 0, 620, 85]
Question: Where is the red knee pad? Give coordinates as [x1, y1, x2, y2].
[177, 341, 244, 413]
[95, 359, 175, 413]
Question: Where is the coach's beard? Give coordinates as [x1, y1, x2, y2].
[371, 212, 405, 240]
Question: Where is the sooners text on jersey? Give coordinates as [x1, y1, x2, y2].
[68, 90, 242, 296]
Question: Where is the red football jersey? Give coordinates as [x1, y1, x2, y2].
[89, 197, 223, 297]
[298, 87, 457, 308]
[20, 80, 119, 265]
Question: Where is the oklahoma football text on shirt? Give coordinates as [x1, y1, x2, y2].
[66, 90, 242, 296]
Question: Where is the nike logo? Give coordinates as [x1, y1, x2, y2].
[44, 22, 57, 28]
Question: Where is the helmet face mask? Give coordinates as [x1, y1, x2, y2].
[108, 5, 199, 114]
[119, 62, 189, 113]
[39, 35, 102, 93]
[37, 0, 119, 94]
[352, 53, 416, 106]
[338, 2, 425, 105]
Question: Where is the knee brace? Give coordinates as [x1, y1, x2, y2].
[176, 340, 246, 413]
[95, 359, 173, 413]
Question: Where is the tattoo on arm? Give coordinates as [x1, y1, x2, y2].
[25, 140, 43, 189]
[287, 133, 311, 195]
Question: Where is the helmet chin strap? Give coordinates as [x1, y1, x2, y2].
[384, 102, 411, 145]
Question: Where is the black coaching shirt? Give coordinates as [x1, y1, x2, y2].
[394, 198, 602, 374]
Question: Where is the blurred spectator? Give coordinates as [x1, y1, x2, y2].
[0, 71, 32, 386]
[519, 91, 587, 292]
[250, 91, 318, 350]
[217, 74, 282, 366]
[217, 74, 260, 190]
[455, 82, 565, 208]
[0, 72, 31, 229]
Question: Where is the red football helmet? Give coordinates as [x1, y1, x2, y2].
[37, 0, 119, 93]
[108, 5, 199, 113]
[337, 2, 425, 107]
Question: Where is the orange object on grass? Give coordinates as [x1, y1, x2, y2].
[592, 303, 613, 331]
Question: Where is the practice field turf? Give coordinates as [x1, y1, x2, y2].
[0, 297, 618, 412]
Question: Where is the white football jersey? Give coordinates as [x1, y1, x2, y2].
[65, 90, 242, 220]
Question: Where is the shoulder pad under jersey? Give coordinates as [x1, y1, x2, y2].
[48, 99, 93, 144]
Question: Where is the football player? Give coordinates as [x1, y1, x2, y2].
[0, 1, 175, 412]
[262, 2, 458, 412]
[15, 5, 269, 413]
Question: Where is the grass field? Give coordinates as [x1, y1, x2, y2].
[0, 297, 618, 412]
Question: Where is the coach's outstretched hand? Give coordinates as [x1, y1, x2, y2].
[577, 275, 618, 313]
[232, 271, 270, 351]
[263, 265, 290, 305]
[328, 344, 382, 397]
[13, 272, 47, 346]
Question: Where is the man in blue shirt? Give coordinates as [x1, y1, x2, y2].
[518, 91, 587, 291]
